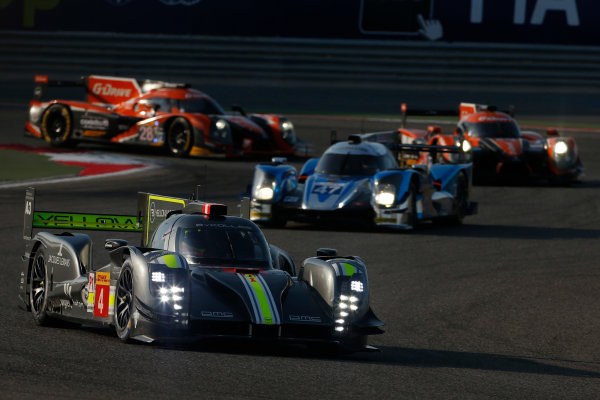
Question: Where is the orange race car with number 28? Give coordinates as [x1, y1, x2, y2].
[25, 75, 311, 158]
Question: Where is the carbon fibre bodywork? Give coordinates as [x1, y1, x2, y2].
[18, 189, 382, 352]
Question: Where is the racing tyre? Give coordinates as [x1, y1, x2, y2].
[40, 104, 73, 147]
[115, 260, 135, 342]
[166, 117, 193, 157]
[29, 249, 51, 326]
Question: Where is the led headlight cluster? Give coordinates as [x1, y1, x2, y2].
[151, 271, 165, 283]
[158, 286, 185, 310]
[333, 279, 366, 333]
[334, 294, 361, 332]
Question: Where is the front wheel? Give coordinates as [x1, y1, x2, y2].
[166, 117, 193, 157]
[40, 104, 73, 147]
[29, 249, 51, 326]
[114, 261, 135, 342]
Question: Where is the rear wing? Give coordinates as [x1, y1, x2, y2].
[32, 75, 143, 105]
[23, 187, 141, 242]
[24, 187, 251, 247]
[32, 75, 86, 102]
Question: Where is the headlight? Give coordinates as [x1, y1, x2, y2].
[252, 169, 277, 202]
[554, 140, 568, 155]
[374, 183, 396, 207]
[256, 187, 274, 201]
[210, 119, 232, 144]
[462, 140, 472, 152]
[215, 119, 227, 131]
[280, 120, 296, 145]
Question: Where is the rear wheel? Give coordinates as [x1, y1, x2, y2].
[114, 261, 134, 342]
[166, 117, 193, 157]
[40, 104, 72, 146]
[29, 249, 51, 326]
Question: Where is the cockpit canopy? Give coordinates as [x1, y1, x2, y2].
[460, 120, 521, 139]
[151, 215, 272, 268]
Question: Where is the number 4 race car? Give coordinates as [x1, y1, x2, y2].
[249, 132, 477, 229]
[17, 188, 383, 353]
[24, 75, 312, 158]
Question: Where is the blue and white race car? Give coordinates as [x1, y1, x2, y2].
[249, 134, 477, 229]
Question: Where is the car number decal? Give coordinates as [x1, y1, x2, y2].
[138, 125, 156, 142]
[311, 183, 343, 195]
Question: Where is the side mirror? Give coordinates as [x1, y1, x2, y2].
[231, 104, 247, 116]
[546, 128, 559, 136]
[317, 248, 338, 257]
[105, 239, 128, 251]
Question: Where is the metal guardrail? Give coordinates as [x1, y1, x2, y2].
[1, 30, 600, 92]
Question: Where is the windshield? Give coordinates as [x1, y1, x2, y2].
[176, 98, 225, 115]
[175, 223, 270, 267]
[315, 153, 392, 176]
[463, 121, 520, 139]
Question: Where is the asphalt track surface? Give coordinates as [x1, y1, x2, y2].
[1, 108, 599, 399]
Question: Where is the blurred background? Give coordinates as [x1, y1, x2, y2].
[1, 0, 599, 119]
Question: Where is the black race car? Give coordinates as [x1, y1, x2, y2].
[18, 189, 383, 352]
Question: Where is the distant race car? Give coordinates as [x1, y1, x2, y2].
[18, 188, 383, 352]
[249, 133, 477, 229]
[422, 103, 583, 184]
[24, 75, 311, 158]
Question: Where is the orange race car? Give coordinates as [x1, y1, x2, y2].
[397, 103, 583, 185]
[25, 75, 310, 158]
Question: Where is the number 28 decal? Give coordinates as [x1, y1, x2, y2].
[138, 125, 156, 142]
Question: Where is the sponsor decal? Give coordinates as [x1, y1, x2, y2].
[149, 202, 171, 223]
[87, 76, 141, 105]
[33, 212, 140, 232]
[289, 315, 322, 323]
[92, 83, 132, 98]
[48, 243, 70, 267]
[201, 311, 234, 318]
[80, 117, 110, 130]
[87, 272, 95, 312]
[94, 272, 110, 317]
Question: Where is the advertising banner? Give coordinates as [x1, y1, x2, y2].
[0, 0, 597, 45]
